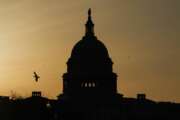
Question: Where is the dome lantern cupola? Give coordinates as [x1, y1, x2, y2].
[85, 8, 94, 36]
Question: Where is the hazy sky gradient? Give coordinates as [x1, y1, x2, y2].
[0, 0, 180, 102]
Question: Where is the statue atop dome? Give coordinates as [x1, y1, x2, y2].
[88, 8, 91, 17]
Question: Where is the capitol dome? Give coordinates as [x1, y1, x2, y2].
[71, 9, 109, 60]
[62, 9, 117, 95]
[71, 36, 109, 59]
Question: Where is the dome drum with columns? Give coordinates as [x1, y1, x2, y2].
[62, 9, 118, 97]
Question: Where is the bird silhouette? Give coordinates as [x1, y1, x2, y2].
[33, 72, 40, 82]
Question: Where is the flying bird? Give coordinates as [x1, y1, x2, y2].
[33, 72, 40, 82]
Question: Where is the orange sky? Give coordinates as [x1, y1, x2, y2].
[0, 0, 180, 102]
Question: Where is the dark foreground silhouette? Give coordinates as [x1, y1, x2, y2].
[0, 9, 179, 120]
[0, 94, 180, 120]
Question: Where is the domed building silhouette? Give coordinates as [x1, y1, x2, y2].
[63, 9, 118, 96]
[56, 9, 122, 120]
